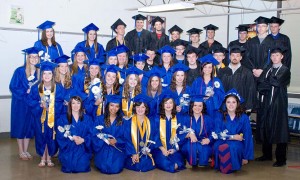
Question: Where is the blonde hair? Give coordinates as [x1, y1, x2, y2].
[54, 65, 72, 89]
[25, 55, 40, 80]
[122, 74, 141, 99]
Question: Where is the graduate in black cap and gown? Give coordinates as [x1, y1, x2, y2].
[168, 25, 184, 47]
[200, 24, 223, 56]
[106, 18, 129, 51]
[186, 28, 203, 50]
[228, 25, 249, 49]
[185, 46, 202, 86]
[150, 16, 170, 51]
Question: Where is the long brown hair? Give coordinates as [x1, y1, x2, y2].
[25, 55, 40, 80]
[38, 71, 55, 93]
[146, 76, 162, 97]
[104, 102, 123, 127]
[54, 65, 72, 89]
[122, 74, 141, 99]
[71, 52, 88, 75]
[133, 102, 149, 116]
[159, 98, 177, 119]
[103, 72, 120, 95]
[41, 29, 57, 47]
[159, 54, 174, 68]
[220, 95, 244, 121]
[84, 66, 102, 92]
[188, 101, 207, 116]
[200, 62, 215, 80]
[67, 96, 84, 124]
[85, 31, 98, 55]
[170, 71, 187, 92]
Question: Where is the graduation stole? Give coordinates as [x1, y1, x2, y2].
[122, 89, 135, 117]
[131, 115, 151, 153]
[160, 116, 177, 149]
[214, 63, 225, 77]
[39, 85, 56, 139]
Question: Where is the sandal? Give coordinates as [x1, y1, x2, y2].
[19, 152, 29, 161]
[38, 160, 46, 167]
[25, 152, 33, 159]
[46, 160, 55, 167]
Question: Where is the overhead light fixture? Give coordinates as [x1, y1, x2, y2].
[138, 2, 195, 13]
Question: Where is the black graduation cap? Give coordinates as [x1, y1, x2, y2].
[212, 46, 228, 54]
[229, 45, 246, 54]
[270, 16, 285, 26]
[236, 25, 249, 32]
[172, 39, 188, 47]
[254, 16, 271, 24]
[168, 25, 183, 34]
[203, 24, 219, 31]
[186, 28, 202, 35]
[185, 46, 201, 56]
[146, 43, 157, 51]
[270, 46, 287, 54]
[151, 16, 164, 26]
[111, 18, 127, 32]
[132, 14, 147, 21]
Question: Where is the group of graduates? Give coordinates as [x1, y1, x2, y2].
[9, 13, 291, 175]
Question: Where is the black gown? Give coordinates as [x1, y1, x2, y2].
[186, 63, 201, 87]
[228, 39, 247, 49]
[125, 29, 151, 54]
[150, 32, 170, 51]
[218, 65, 256, 110]
[199, 40, 223, 56]
[256, 65, 290, 144]
[106, 38, 129, 51]
[268, 33, 292, 69]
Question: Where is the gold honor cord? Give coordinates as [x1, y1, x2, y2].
[159, 116, 177, 150]
[122, 89, 135, 117]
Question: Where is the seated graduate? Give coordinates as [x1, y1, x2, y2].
[124, 94, 156, 172]
[157, 45, 176, 87]
[212, 89, 254, 174]
[92, 95, 125, 174]
[26, 61, 64, 167]
[191, 54, 225, 120]
[9, 47, 41, 160]
[152, 90, 187, 173]
[169, 63, 191, 116]
[121, 66, 143, 120]
[70, 46, 88, 78]
[181, 95, 214, 167]
[56, 95, 93, 173]
[101, 65, 121, 96]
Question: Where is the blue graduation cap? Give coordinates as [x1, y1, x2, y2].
[106, 95, 122, 104]
[115, 45, 130, 54]
[131, 53, 149, 63]
[64, 89, 86, 102]
[72, 46, 87, 54]
[36, 61, 58, 71]
[225, 89, 244, 104]
[170, 63, 189, 73]
[190, 95, 205, 103]
[54, 55, 70, 64]
[84, 58, 104, 66]
[22, 47, 42, 65]
[82, 23, 99, 33]
[157, 45, 176, 55]
[106, 49, 118, 58]
[133, 94, 152, 107]
[102, 64, 120, 74]
[199, 54, 219, 66]
[37, 20, 55, 30]
[144, 66, 165, 78]
[125, 66, 143, 77]
[158, 89, 179, 106]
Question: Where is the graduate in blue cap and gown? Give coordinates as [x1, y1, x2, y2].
[158, 45, 176, 87]
[131, 53, 148, 84]
[26, 61, 65, 167]
[213, 89, 254, 174]
[74, 23, 105, 62]
[106, 18, 129, 51]
[191, 54, 225, 121]
[199, 24, 223, 56]
[150, 16, 170, 51]
[115, 45, 131, 83]
[181, 95, 214, 167]
[56, 95, 93, 173]
[92, 95, 126, 174]
[101, 65, 122, 95]
[121, 66, 143, 119]
[70, 46, 88, 77]
[9, 47, 41, 160]
[34, 20, 64, 62]
[123, 94, 157, 172]
[169, 63, 191, 116]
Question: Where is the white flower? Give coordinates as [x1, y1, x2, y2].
[92, 78, 101, 85]
[67, 58, 73, 65]
[58, 126, 65, 133]
[119, 78, 124, 84]
[183, 94, 189, 98]
[95, 125, 104, 130]
[68, 136, 74, 141]
[162, 83, 168, 87]
[38, 50, 44, 57]
[44, 90, 51, 96]
[212, 132, 218, 139]
[27, 75, 35, 81]
[161, 78, 164, 83]
[147, 140, 156, 144]
[91, 86, 100, 94]
[214, 81, 220, 88]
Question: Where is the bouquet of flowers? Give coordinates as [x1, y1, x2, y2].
[90, 78, 103, 100]
[205, 86, 214, 97]
[95, 125, 122, 152]
[27, 75, 39, 89]
[57, 125, 74, 141]
[138, 140, 156, 157]
[41, 89, 51, 109]
[212, 129, 244, 140]
[179, 94, 190, 107]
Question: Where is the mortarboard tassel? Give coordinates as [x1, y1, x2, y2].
[228, 47, 231, 65]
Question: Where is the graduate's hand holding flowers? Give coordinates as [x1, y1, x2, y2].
[201, 138, 210, 145]
[73, 136, 85, 145]
[94, 97, 103, 105]
[232, 134, 243, 141]
[108, 138, 117, 146]
[131, 154, 139, 164]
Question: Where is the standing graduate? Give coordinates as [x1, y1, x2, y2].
[200, 24, 223, 56]
[186, 28, 203, 49]
[26, 61, 64, 167]
[173, 39, 188, 64]
[256, 47, 291, 167]
[228, 25, 249, 49]
[213, 89, 254, 174]
[56, 96, 93, 173]
[106, 18, 129, 51]
[144, 45, 158, 71]
[191, 54, 225, 120]
[181, 95, 214, 167]
[70, 46, 88, 77]
[10, 47, 41, 160]
[158, 45, 176, 87]
[34, 21, 63, 62]
[152, 90, 187, 173]
[102, 65, 121, 95]
[125, 14, 151, 55]
[268, 16, 292, 69]
[218, 46, 256, 111]
[132, 53, 149, 71]
[93, 95, 125, 174]
[124, 94, 157, 172]
[74, 23, 105, 62]
[212, 46, 227, 76]
[150, 16, 170, 51]
[115, 45, 131, 81]
[185, 47, 202, 87]
[169, 25, 184, 47]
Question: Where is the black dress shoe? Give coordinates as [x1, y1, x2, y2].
[255, 156, 272, 161]
[273, 161, 286, 167]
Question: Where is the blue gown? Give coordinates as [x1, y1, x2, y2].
[170, 86, 191, 116]
[9, 66, 37, 138]
[34, 40, 63, 61]
[56, 114, 93, 173]
[181, 115, 214, 166]
[92, 115, 125, 174]
[213, 112, 254, 172]
[160, 66, 173, 87]
[26, 84, 64, 156]
[75, 41, 105, 62]
[191, 77, 225, 121]
[124, 117, 157, 172]
[152, 115, 187, 173]
[141, 88, 163, 117]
